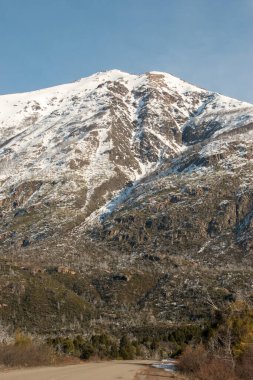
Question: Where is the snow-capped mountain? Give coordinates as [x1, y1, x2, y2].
[1, 69, 253, 224]
[1, 70, 253, 335]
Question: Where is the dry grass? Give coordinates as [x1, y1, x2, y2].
[0, 343, 57, 368]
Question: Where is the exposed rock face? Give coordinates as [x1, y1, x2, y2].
[1, 70, 253, 334]
[96, 134, 253, 266]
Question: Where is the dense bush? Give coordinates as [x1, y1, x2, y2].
[119, 335, 136, 359]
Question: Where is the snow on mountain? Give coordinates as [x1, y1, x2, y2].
[0, 69, 253, 223]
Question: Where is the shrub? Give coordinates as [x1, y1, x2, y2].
[119, 335, 136, 360]
[178, 344, 242, 380]
[62, 338, 75, 355]
[80, 342, 94, 359]
[0, 343, 56, 367]
[178, 344, 209, 374]
[14, 330, 32, 347]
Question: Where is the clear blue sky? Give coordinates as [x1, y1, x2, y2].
[0, 0, 252, 102]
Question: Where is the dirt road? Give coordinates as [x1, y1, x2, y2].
[0, 360, 152, 380]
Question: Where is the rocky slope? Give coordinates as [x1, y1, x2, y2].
[95, 130, 253, 266]
[1, 70, 253, 337]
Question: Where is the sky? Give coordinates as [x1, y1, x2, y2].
[0, 0, 252, 102]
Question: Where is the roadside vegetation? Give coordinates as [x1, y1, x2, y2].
[46, 324, 204, 361]
[47, 333, 147, 360]
[0, 324, 203, 368]
[178, 300, 253, 380]
[0, 330, 57, 368]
